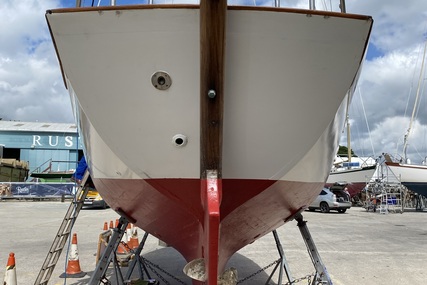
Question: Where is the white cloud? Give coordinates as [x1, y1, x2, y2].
[345, 45, 427, 163]
[332, 1, 427, 164]
[0, 0, 73, 123]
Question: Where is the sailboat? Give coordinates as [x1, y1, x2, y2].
[326, 95, 377, 198]
[385, 39, 427, 198]
[45, 1, 372, 283]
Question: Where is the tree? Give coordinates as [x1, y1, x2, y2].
[337, 145, 357, 157]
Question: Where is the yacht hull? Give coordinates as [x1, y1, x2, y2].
[386, 162, 427, 197]
[46, 4, 372, 282]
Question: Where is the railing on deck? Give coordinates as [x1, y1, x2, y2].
[75, 0, 347, 13]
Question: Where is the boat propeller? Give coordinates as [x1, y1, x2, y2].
[183, 258, 238, 285]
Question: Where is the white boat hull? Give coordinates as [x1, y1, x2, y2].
[48, 6, 371, 182]
[46, 4, 372, 282]
[386, 162, 427, 197]
[327, 165, 376, 196]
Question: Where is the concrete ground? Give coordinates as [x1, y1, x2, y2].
[0, 200, 425, 284]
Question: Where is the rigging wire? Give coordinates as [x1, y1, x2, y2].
[403, 40, 427, 161]
[358, 87, 376, 157]
[413, 74, 426, 125]
[423, 78, 427, 162]
[319, 0, 332, 11]
[347, 87, 373, 159]
[413, 76, 427, 161]
[397, 39, 425, 157]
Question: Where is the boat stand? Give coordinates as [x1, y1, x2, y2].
[124, 231, 151, 281]
[89, 216, 129, 284]
[265, 230, 294, 285]
[265, 214, 332, 285]
[89, 216, 155, 285]
[296, 213, 333, 285]
[90, 215, 332, 285]
[415, 194, 426, 211]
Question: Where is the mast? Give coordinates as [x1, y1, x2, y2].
[346, 94, 351, 168]
[403, 40, 427, 162]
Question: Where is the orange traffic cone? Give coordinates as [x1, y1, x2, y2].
[3, 252, 17, 285]
[128, 225, 140, 250]
[60, 233, 86, 278]
[97, 222, 110, 264]
[115, 223, 132, 265]
[117, 230, 129, 254]
[126, 223, 132, 241]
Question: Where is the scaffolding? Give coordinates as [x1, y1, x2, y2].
[364, 162, 406, 214]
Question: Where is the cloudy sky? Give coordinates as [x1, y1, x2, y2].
[1, 0, 427, 163]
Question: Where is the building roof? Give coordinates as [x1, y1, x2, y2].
[0, 121, 78, 133]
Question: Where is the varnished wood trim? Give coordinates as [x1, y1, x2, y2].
[200, 0, 226, 179]
[47, 4, 372, 22]
[46, 4, 198, 14]
[228, 5, 372, 21]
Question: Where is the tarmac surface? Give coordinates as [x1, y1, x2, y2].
[0, 200, 426, 285]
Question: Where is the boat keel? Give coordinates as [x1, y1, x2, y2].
[184, 170, 234, 284]
[201, 170, 222, 284]
[183, 258, 238, 285]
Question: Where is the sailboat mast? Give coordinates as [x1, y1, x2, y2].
[346, 94, 351, 168]
[403, 40, 427, 162]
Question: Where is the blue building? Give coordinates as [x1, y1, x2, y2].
[0, 121, 83, 178]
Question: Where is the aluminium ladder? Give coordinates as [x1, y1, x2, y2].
[34, 170, 91, 285]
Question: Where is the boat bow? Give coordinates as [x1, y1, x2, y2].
[45, 2, 373, 283]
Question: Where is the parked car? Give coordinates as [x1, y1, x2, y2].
[84, 188, 109, 209]
[308, 187, 351, 213]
